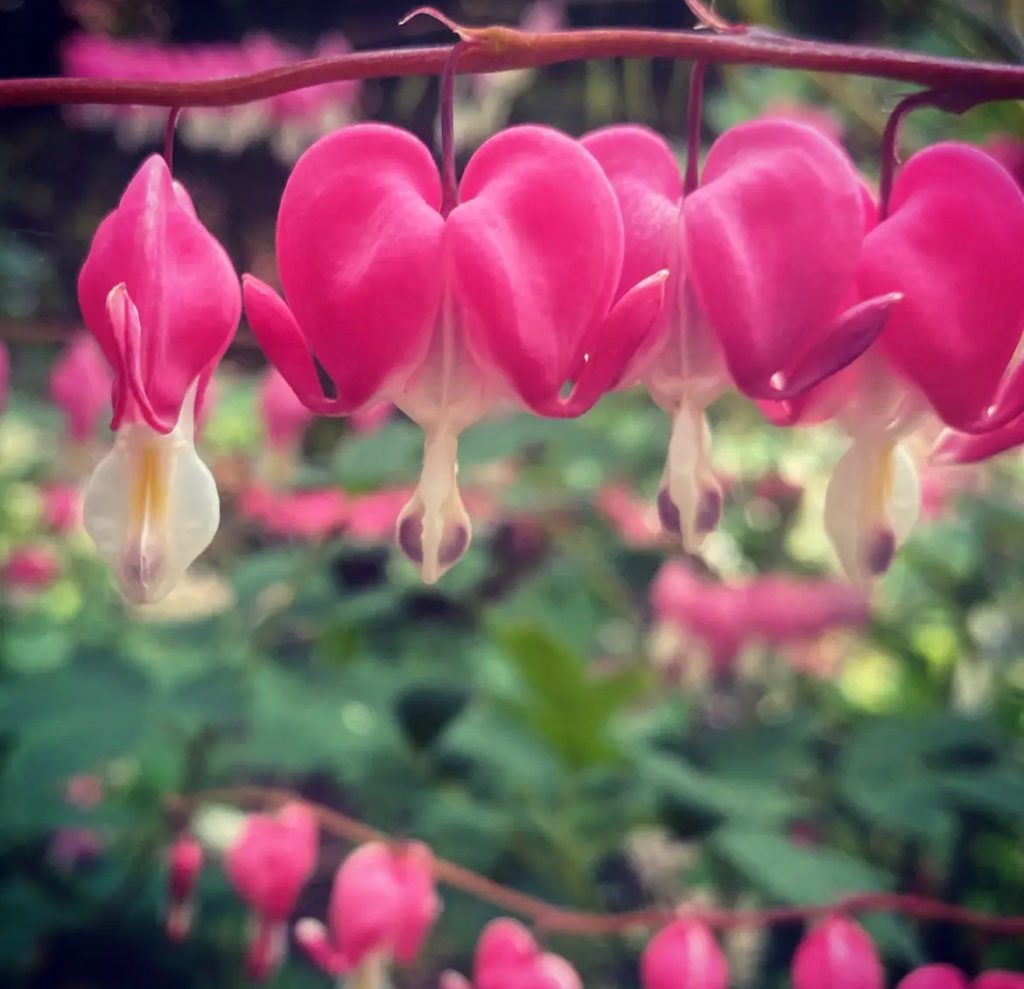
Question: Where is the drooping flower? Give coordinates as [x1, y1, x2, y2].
[224, 802, 318, 981]
[295, 840, 439, 985]
[244, 123, 666, 583]
[49, 332, 111, 448]
[441, 918, 582, 989]
[813, 143, 1024, 582]
[896, 968, 1024, 989]
[640, 919, 728, 989]
[77, 154, 241, 604]
[166, 835, 204, 943]
[583, 120, 889, 552]
[791, 915, 883, 989]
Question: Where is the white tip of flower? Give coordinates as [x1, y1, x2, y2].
[659, 403, 721, 553]
[825, 436, 920, 584]
[396, 428, 471, 584]
[83, 386, 219, 604]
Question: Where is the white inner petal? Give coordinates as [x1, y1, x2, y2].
[83, 383, 219, 604]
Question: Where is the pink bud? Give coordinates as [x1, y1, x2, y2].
[42, 484, 82, 534]
[895, 965, 969, 989]
[166, 835, 204, 942]
[225, 802, 318, 982]
[641, 919, 728, 989]
[322, 840, 440, 971]
[50, 332, 111, 444]
[473, 918, 582, 989]
[975, 974, 1024, 989]
[792, 915, 883, 989]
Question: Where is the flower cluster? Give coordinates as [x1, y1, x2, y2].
[62, 32, 360, 160]
[66, 107, 1024, 602]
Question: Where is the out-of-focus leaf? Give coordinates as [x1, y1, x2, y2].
[395, 683, 470, 750]
[333, 420, 422, 487]
[494, 624, 642, 769]
[712, 827, 891, 905]
[415, 791, 509, 873]
[939, 769, 1024, 820]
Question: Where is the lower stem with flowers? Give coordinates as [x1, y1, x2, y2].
[170, 785, 1024, 940]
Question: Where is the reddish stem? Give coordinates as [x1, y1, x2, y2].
[174, 785, 1024, 939]
[2, 30, 1024, 109]
[439, 42, 464, 216]
[163, 107, 181, 171]
[683, 62, 707, 195]
[878, 89, 938, 218]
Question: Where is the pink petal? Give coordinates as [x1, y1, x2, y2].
[683, 120, 866, 396]
[640, 920, 729, 989]
[580, 125, 683, 299]
[895, 965, 969, 989]
[78, 155, 240, 432]
[393, 841, 441, 965]
[791, 915, 883, 989]
[272, 124, 445, 410]
[932, 416, 1024, 464]
[860, 143, 1024, 429]
[447, 125, 624, 410]
[974, 973, 1024, 989]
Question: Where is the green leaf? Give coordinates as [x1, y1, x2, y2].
[494, 624, 641, 769]
[333, 420, 422, 487]
[643, 753, 801, 832]
[939, 769, 1024, 820]
[712, 827, 891, 906]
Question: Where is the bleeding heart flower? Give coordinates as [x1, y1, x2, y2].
[49, 332, 111, 448]
[792, 915, 882, 989]
[896, 966, 970, 989]
[166, 835, 204, 943]
[238, 484, 348, 539]
[814, 143, 1024, 583]
[295, 840, 439, 982]
[225, 802, 318, 982]
[441, 918, 582, 989]
[640, 919, 728, 989]
[2, 544, 60, 593]
[244, 123, 666, 583]
[583, 119, 887, 551]
[77, 154, 241, 604]
[974, 974, 1024, 989]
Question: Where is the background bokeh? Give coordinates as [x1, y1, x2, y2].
[1, 1, 1022, 987]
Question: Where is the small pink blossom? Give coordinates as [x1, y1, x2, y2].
[792, 915, 882, 989]
[974, 974, 1024, 989]
[641, 919, 728, 989]
[296, 840, 439, 977]
[42, 484, 83, 534]
[49, 332, 111, 444]
[260, 366, 314, 453]
[225, 802, 318, 982]
[442, 918, 581, 989]
[2, 545, 60, 592]
[166, 835, 204, 943]
[897, 967, 1024, 989]
[596, 484, 666, 548]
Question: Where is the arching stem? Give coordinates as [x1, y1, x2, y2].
[683, 62, 707, 196]
[163, 107, 181, 171]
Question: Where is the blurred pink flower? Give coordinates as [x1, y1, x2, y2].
[49, 332, 111, 444]
[296, 840, 439, 978]
[974, 974, 1024, 989]
[62, 32, 359, 160]
[49, 826, 103, 870]
[225, 802, 318, 982]
[166, 835, 204, 943]
[260, 366, 313, 453]
[641, 919, 728, 989]
[42, 484, 83, 534]
[442, 918, 581, 989]
[792, 915, 882, 989]
[2, 545, 60, 592]
[64, 773, 104, 810]
[596, 484, 665, 548]
[651, 563, 868, 679]
[239, 484, 348, 540]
